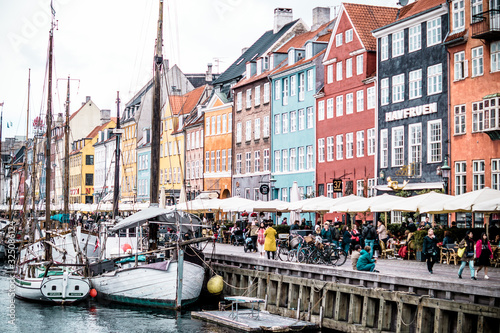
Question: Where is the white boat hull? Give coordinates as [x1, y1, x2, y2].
[91, 260, 205, 308]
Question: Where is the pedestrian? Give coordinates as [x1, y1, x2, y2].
[341, 225, 352, 255]
[351, 244, 362, 270]
[250, 221, 259, 251]
[476, 232, 493, 279]
[281, 217, 288, 225]
[264, 223, 277, 260]
[257, 222, 266, 258]
[458, 230, 477, 280]
[356, 246, 379, 272]
[321, 222, 334, 245]
[290, 220, 300, 231]
[362, 221, 377, 257]
[377, 220, 388, 246]
[422, 228, 439, 274]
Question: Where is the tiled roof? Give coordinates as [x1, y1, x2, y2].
[316, 31, 332, 42]
[170, 85, 206, 116]
[276, 21, 332, 53]
[271, 50, 326, 76]
[397, 0, 445, 21]
[444, 29, 468, 44]
[214, 19, 300, 85]
[344, 3, 399, 51]
[85, 118, 117, 140]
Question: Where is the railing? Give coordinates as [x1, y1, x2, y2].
[471, 9, 500, 40]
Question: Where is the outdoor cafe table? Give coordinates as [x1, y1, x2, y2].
[224, 296, 265, 320]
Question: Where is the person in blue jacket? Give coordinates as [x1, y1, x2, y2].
[356, 246, 379, 272]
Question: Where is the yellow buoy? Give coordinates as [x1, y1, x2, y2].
[207, 275, 224, 295]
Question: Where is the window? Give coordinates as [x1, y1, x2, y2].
[85, 174, 93, 186]
[211, 116, 216, 136]
[205, 152, 210, 172]
[298, 72, 305, 101]
[228, 114, 232, 132]
[336, 62, 343, 81]
[346, 58, 352, 78]
[356, 131, 364, 157]
[245, 152, 251, 173]
[318, 138, 325, 162]
[392, 74, 405, 103]
[473, 160, 485, 190]
[326, 136, 334, 161]
[345, 29, 353, 43]
[236, 91, 242, 111]
[367, 128, 375, 156]
[236, 122, 242, 143]
[492, 159, 500, 190]
[471, 0, 483, 23]
[381, 36, 389, 61]
[356, 54, 363, 75]
[307, 69, 314, 91]
[484, 97, 500, 131]
[222, 114, 227, 133]
[392, 31, 404, 57]
[246, 89, 252, 108]
[274, 151, 280, 172]
[306, 43, 313, 59]
[282, 113, 289, 133]
[298, 147, 305, 170]
[86, 155, 94, 165]
[428, 120, 442, 163]
[336, 134, 343, 160]
[336, 33, 343, 46]
[264, 149, 270, 171]
[216, 150, 220, 172]
[346, 93, 353, 114]
[327, 65, 333, 84]
[263, 116, 270, 138]
[357, 180, 365, 197]
[381, 78, 389, 105]
[290, 75, 296, 97]
[409, 24, 421, 52]
[409, 69, 422, 100]
[290, 111, 297, 132]
[454, 105, 466, 135]
[274, 114, 280, 134]
[492, 42, 500, 73]
[282, 149, 288, 172]
[392, 126, 404, 167]
[472, 101, 484, 132]
[454, 51, 467, 81]
[307, 145, 313, 170]
[217, 115, 221, 134]
[367, 87, 375, 109]
[254, 118, 261, 140]
[235, 153, 242, 174]
[222, 149, 226, 171]
[346, 133, 354, 159]
[274, 80, 280, 100]
[356, 90, 364, 112]
[380, 129, 388, 168]
[298, 109, 305, 130]
[336, 96, 343, 116]
[211, 151, 215, 172]
[288, 148, 297, 172]
[326, 98, 334, 118]
[318, 100, 325, 121]
[282, 187, 288, 202]
[454, 161, 467, 195]
[307, 107, 314, 128]
[254, 150, 260, 172]
[255, 85, 261, 106]
[409, 123, 422, 177]
[283, 78, 289, 105]
[326, 183, 333, 198]
[452, 0, 465, 31]
[264, 82, 270, 103]
[228, 148, 232, 171]
[427, 64, 442, 95]
[472, 46, 483, 77]
[427, 17, 441, 47]
[245, 120, 251, 141]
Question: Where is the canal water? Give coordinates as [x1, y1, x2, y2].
[0, 265, 336, 333]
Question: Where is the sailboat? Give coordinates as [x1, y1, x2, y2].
[90, 0, 208, 309]
[14, 6, 91, 304]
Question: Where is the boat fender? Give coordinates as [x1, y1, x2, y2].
[90, 289, 97, 298]
[207, 275, 223, 295]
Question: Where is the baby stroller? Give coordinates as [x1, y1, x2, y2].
[233, 229, 244, 246]
[244, 231, 257, 253]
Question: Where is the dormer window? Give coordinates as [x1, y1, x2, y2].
[263, 56, 269, 70]
[305, 43, 313, 59]
[246, 62, 251, 78]
[288, 48, 295, 66]
[257, 59, 262, 75]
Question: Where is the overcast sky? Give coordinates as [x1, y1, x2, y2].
[0, 0, 395, 139]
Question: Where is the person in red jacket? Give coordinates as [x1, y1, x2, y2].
[476, 232, 493, 280]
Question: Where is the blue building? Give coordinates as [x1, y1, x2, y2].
[136, 141, 151, 203]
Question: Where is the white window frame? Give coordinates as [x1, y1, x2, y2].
[336, 96, 343, 117]
[392, 126, 404, 167]
[216, 150, 220, 172]
[336, 33, 343, 46]
[236, 91, 242, 111]
[254, 85, 261, 106]
[367, 128, 375, 156]
[254, 118, 261, 140]
[245, 152, 251, 174]
[336, 134, 343, 160]
[392, 74, 405, 103]
[318, 138, 325, 162]
[217, 115, 221, 134]
[264, 149, 270, 171]
[245, 120, 251, 141]
[282, 149, 288, 172]
[492, 159, 500, 190]
[381, 36, 389, 61]
[381, 78, 389, 106]
[263, 82, 270, 103]
[472, 46, 484, 77]
[282, 187, 288, 202]
[326, 98, 334, 118]
[307, 69, 314, 91]
[452, 0, 465, 32]
[274, 150, 280, 173]
[427, 17, 441, 47]
[222, 149, 226, 172]
[274, 114, 281, 134]
[274, 80, 280, 100]
[408, 123, 422, 177]
[454, 104, 466, 135]
[471, 0, 483, 23]
[392, 31, 404, 57]
[307, 145, 313, 169]
[318, 100, 325, 121]
[492, 41, 500, 73]
[345, 29, 353, 43]
[346, 93, 353, 114]
[356, 90, 364, 112]
[409, 24, 421, 53]
[409, 69, 422, 100]
[356, 130, 364, 157]
[307, 107, 314, 129]
[356, 54, 363, 75]
[367, 87, 375, 109]
[298, 146, 305, 170]
[282, 113, 289, 134]
[346, 58, 353, 78]
[346, 132, 354, 159]
[326, 136, 334, 161]
[289, 148, 297, 172]
[327, 65, 333, 84]
[427, 119, 442, 163]
[263, 116, 270, 138]
[472, 101, 484, 133]
[254, 150, 260, 173]
[454, 51, 468, 81]
[283, 78, 289, 105]
[473, 160, 485, 191]
[236, 122, 242, 143]
[222, 114, 227, 133]
[246, 88, 252, 109]
[298, 109, 305, 131]
[455, 161, 466, 194]
[298, 72, 305, 101]
[357, 179, 365, 197]
[380, 129, 388, 168]
[427, 64, 442, 95]
[290, 111, 297, 132]
[336, 61, 343, 81]
[290, 75, 296, 97]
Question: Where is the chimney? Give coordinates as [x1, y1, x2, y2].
[100, 109, 111, 125]
[206, 63, 213, 83]
[86, 96, 91, 103]
[274, 8, 293, 34]
[312, 7, 330, 31]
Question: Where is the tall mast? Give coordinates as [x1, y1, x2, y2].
[30, 135, 37, 242]
[45, 13, 54, 260]
[64, 75, 70, 216]
[113, 91, 121, 219]
[22, 69, 31, 235]
[150, 0, 163, 205]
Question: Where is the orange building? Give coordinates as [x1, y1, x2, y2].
[446, 0, 500, 227]
[203, 92, 232, 198]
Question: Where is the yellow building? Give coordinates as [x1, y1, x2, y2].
[120, 105, 138, 204]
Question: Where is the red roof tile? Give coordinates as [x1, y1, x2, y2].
[344, 3, 399, 51]
[398, 0, 445, 21]
[316, 31, 332, 42]
[444, 29, 468, 43]
[85, 118, 117, 139]
[170, 85, 206, 116]
[276, 21, 332, 53]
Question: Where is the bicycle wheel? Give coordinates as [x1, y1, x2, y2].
[336, 249, 347, 266]
[297, 248, 309, 263]
[328, 248, 340, 266]
[287, 249, 297, 262]
[276, 245, 288, 261]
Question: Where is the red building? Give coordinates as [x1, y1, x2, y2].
[316, 3, 398, 223]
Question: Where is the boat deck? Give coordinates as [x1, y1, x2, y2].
[191, 309, 318, 332]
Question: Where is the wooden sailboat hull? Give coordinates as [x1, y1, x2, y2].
[91, 260, 205, 308]
[14, 274, 90, 304]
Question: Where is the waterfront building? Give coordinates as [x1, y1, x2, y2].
[93, 127, 118, 204]
[445, 0, 500, 227]
[372, 0, 450, 223]
[317, 3, 398, 223]
[136, 138, 151, 203]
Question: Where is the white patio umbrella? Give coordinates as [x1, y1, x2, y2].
[252, 199, 290, 212]
[378, 191, 454, 213]
[329, 195, 365, 213]
[472, 197, 500, 212]
[287, 195, 329, 212]
[443, 188, 500, 212]
[176, 198, 222, 213]
[333, 194, 405, 213]
[288, 181, 301, 224]
[219, 197, 256, 213]
[178, 185, 187, 204]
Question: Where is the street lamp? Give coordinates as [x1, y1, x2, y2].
[379, 169, 386, 184]
[437, 156, 451, 194]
